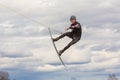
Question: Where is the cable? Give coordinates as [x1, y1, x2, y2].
[0, 3, 62, 34]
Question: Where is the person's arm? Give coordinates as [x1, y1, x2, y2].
[65, 27, 70, 31]
[65, 23, 81, 31]
[69, 23, 81, 29]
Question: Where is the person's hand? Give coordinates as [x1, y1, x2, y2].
[65, 27, 70, 31]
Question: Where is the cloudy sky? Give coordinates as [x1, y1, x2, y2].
[0, 0, 120, 80]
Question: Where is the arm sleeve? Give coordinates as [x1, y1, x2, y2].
[69, 23, 81, 29]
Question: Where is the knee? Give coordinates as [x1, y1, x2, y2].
[72, 38, 80, 44]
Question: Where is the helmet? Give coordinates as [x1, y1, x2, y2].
[70, 15, 76, 20]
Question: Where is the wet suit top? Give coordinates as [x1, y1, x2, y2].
[69, 21, 82, 37]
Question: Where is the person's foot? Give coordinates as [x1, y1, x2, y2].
[52, 38, 58, 42]
[58, 50, 63, 56]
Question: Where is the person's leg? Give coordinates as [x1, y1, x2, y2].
[53, 32, 71, 42]
[59, 37, 80, 56]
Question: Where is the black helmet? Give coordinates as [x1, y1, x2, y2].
[70, 15, 76, 20]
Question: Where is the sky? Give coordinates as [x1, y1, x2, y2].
[0, 0, 120, 80]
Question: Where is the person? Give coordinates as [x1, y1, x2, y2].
[53, 16, 82, 56]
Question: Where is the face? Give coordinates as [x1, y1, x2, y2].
[70, 20, 76, 24]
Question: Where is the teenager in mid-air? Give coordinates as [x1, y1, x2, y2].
[53, 16, 82, 56]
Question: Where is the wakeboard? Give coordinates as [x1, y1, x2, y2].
[48, 28, 65, 67]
